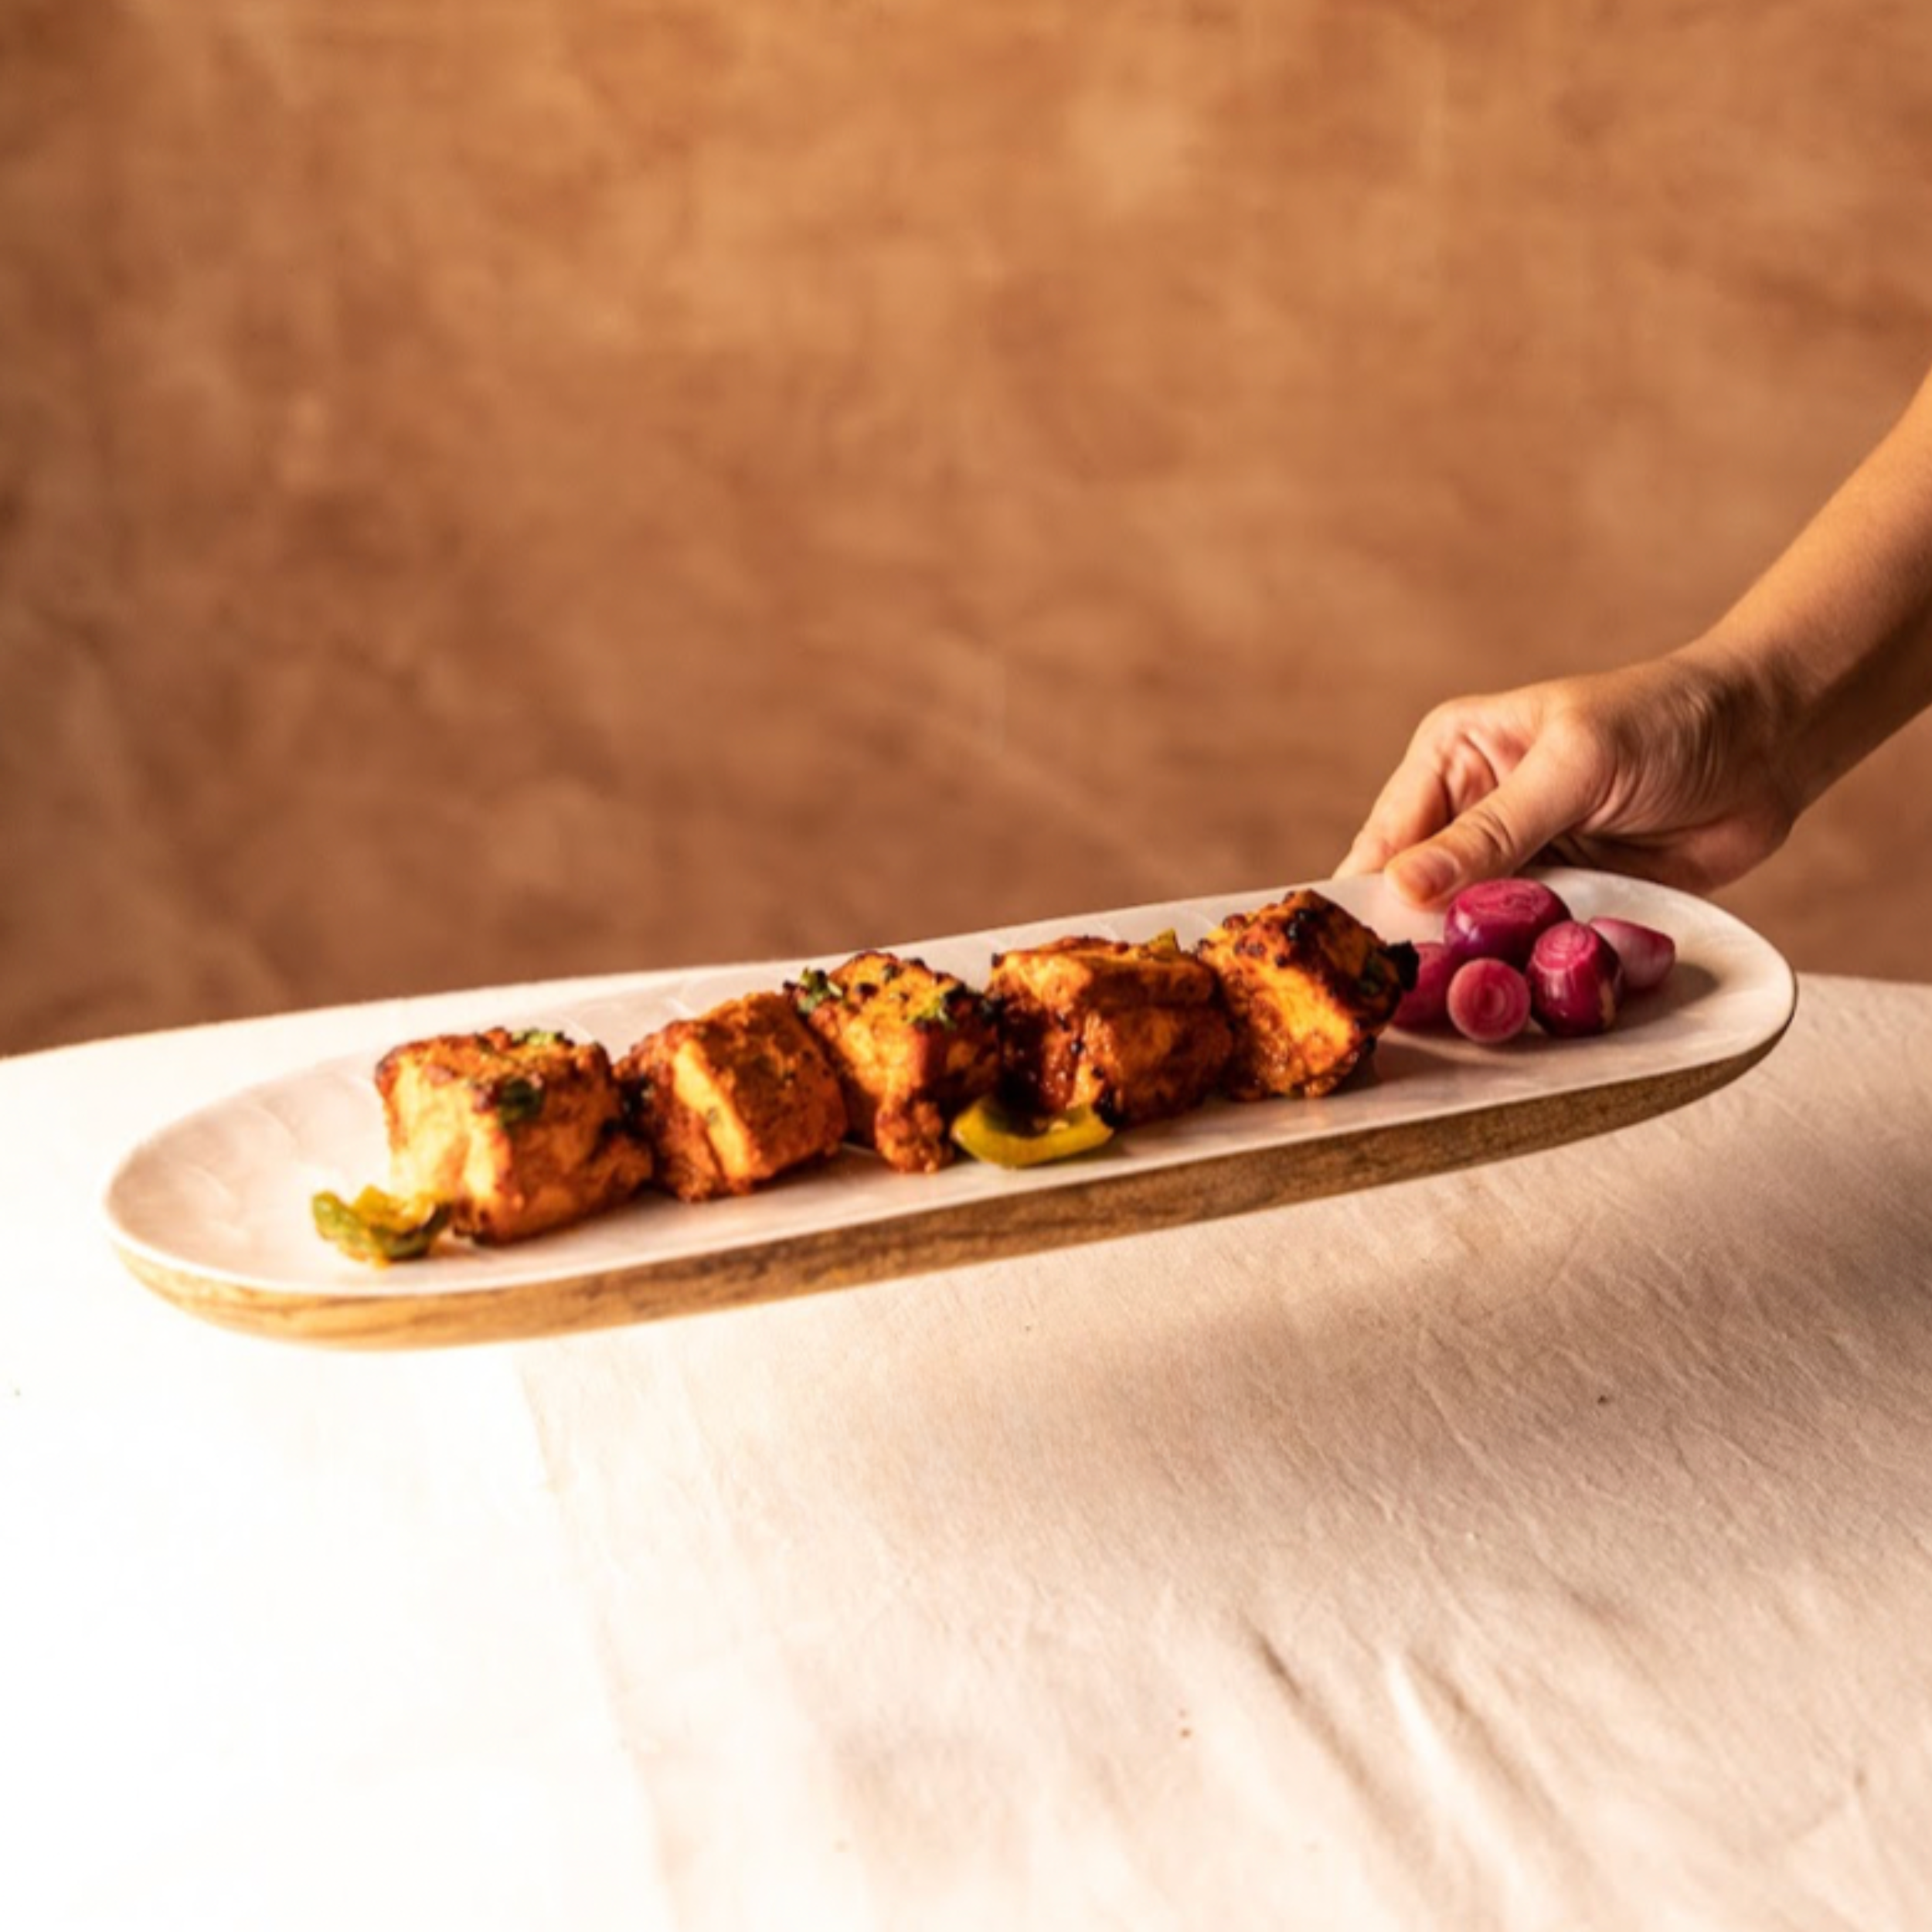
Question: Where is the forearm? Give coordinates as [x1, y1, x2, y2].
[1681, 366, 1932, 811]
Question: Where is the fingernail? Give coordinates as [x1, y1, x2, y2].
[1389, 849, 1456, 906]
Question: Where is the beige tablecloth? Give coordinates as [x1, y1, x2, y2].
[5, 974, 1930, 1930]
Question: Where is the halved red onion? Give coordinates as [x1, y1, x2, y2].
[1446, 957, 1532, 1044]
[1589, 916, 1676, 994]
[1527, 920, 1624, 1036]
[1442, 879, 1572, 969]
[1392, 940, 1457, 1029]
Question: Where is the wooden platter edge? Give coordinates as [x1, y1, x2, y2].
[117, 1029, 1787, 1352]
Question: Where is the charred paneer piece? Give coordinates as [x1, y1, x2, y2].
[988, 933, 1233, 1128]
[1197, 889, 1416, 1099]
[788, 951, 1001, 1174]
[616, 992, 847, 1203]
[375, 1028, 653, 1243]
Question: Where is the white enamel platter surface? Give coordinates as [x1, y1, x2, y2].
[103, 871, 1797, 1349]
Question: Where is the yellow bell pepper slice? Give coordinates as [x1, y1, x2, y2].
[312, 1185, 452, 1266]
[949, 1096, 1115, 1170]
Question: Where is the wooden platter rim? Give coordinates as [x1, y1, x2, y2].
[112, 1019, 1790, 1351]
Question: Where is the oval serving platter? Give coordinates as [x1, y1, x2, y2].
[103, 871, 1796, 1349]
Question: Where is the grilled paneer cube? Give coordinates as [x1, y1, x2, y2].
[788, 951, 1000, 1174]
[988, 933, 1233, 1128]
[374, 1029, 653, 1243]
[617, 992, 847, 1203]
[1197, 889, 1415, 1099]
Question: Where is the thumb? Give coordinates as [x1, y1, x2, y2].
[1383, 740, 1590, 907]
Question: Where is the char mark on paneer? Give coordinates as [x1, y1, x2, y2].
[1196, 889, 1416, 1099]
[988, 932, 1233, 1129]
[616, 992, 848, 1203]
[375, 1028, 654, 1243]
[788, 951, 1001, 1174]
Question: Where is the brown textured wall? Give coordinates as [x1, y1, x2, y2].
[5, 2, 1932, 1053]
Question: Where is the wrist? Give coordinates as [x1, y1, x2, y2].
[1668, 629, 1820, 814]
[1682, 381, 1932, 811]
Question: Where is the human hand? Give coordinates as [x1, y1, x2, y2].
[1335, 650, 1802, 908]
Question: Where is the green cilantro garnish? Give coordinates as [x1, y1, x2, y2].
[495, 1076, 546, 1128]
[910, 989, 958, 1030]
[793, 968, 837, 1015]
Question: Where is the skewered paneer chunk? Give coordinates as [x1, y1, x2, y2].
[988, 932, 1233, 1128]
[617, 992, 847, 1203]
[788, 951, 1001, 1174]
[374, 1029, 653, 1243]
[1196, 889, 1416, 1099]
